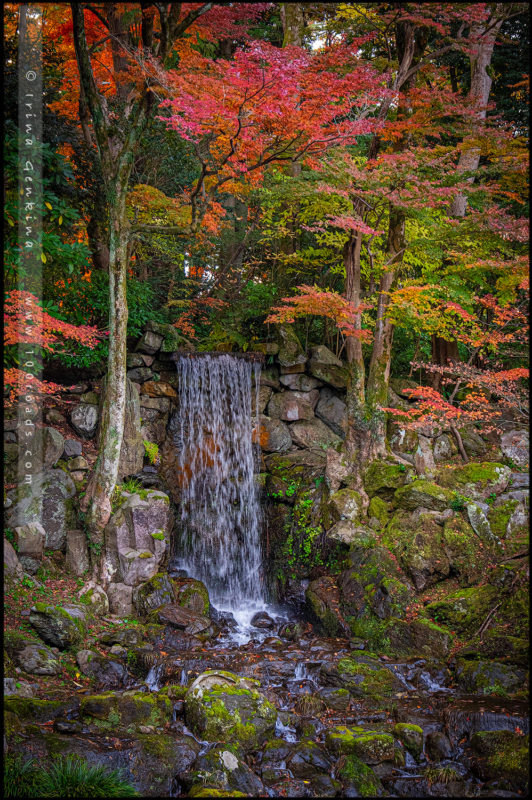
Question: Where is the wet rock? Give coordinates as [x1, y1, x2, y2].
[254, 415, 292, 452]
[63, 438, 82, 458]
[251, 611, 275, 629]
[278, 621, 312, 641]
[150, 604, 214, 638]
[185, 670, 277, 752]
[290, 417, 342, 450]
[470, 730, 529, 789]
[133, 572, 175, 617]
[324, 654, 403, 703]
[444, 697, 529, 745]
[393, 723, 423, 758]
[306, 576, 349, 637]
[425, 730, 453, 760]
[500, 430, 529, 468]
[454, 659, 527, 695]
[14, 522, 44, 575]
[294, 694, 326, 716]
[318, 686, 350, 711]
[289, 739, 332, 777]
[29, 603, 87, 649]
[182, 746, 266, 796]
[386, 617, 452, 659]
[6, 469, 76, 551]
[394, 479, 454, 512]
[65, 529, 90, 577]
[76, 650, 129, 688]
[171, 577, 210, 616]
[308, 345, 349, 389]
[267, 389, 318, 421]
[335, 753, 383, 796]
[78, 582, 109, 616]
[315, 387, 347, 437]
[15, 643, 61, 675]
[363, 460, 408, 500]
[436, 462, 511, 501]
[70, 403, 99, 438]
[257, 385, 272, 413]
[277, 325, 306, 370]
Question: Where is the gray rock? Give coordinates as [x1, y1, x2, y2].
[42, 427, 65, 467]
[14, 522, 45, 573]
[132, 572, 174, 617]
[183, 746, 267, 796]
[76, 649, 128, 688]
[308, 345, 349, 389]
[267, 390, 318, 422]
[425, 731, 453, 760]
[328, 488, 362, 523]
[45, 409, 66, 425]
[6, 469, 76, 551]
[255, 416, 292, 453]
[4, 538, 23, 579]
[325, 450, 352, 492]
[107, 583, 133, 616]
[257, 385, 272, 414]
[315, 387, 347, 438]
[467, 503, 500, 548]
[29, 603, 87, 650]
[509, 472, 529, 489]
[16, 643, 61, 675]
[326, 520, 370, 545]
[102, 490, 171, 586]
[280, 373, 322, 391]
[4, 678, 34, 697]
[414, 434, 436, 479]
[461, 429, 487, 457]
[127, 353, 145, 369]
[136, 329, 164, 355]
[433, 434, 454, 461]
[117, 378, 144, 479]
[65, 530, 90, 576]
[78, 582, 109, 616]
[70, 403, 99, 439]
[68, 456, 88, 471]
[501, 429, 529, 468]
[290, 418, 342, 450]
[127, 366, 154, 383]
[140, 396, 171, 412]
[63, 438, 82, 458]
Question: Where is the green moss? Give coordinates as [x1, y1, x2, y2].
[487, 500, 519, 538]
[393, 723, 423, 757]
[471, 731, 529, 783]
[368, 496, 390, 527]
[336, 658, 396, 700]
[4, 696, 69, 722]
[363, 461, 407, 498]
[336, 754, 382, 796]
[188, 789, 247, 798]
[438, 461, 508, 489]
[426, 585, 499, 637]
[394, 480, 454, 511]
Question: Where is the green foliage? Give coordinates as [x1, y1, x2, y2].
[143, 440, 159, 465]
[450, 491, 468, 512]
[3, 754, 138, 797]
[5, 528, 17, 551]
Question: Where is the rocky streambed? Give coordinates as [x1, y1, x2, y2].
[5, 598, 529, 798]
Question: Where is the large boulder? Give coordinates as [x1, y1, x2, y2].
[425, 585, 499, 638]
[181, 746, 266, 797]
[386, 617, 451, 659]
[14, 522, 45, 574]
[500, 429, 529, 468]
[436, 462, 511, 501]
[279, 373, 322, 391]
[148, 604, 214, 638]
[328, 488, 363, 524]
[267, 389, 318, 421]
[394, 479, 454, 512]
[70, 403, 99, 438]
[75, 650, 129, 688]
[6, 469, 76, 551]
[363, 460, 409, 499]
[132, 572, 175, 617]
[290, 418, 342, 450]
[29, 603, 88, 649]
[4, 538, 23, 580]
[383, 511, 451, 591]
[315, 387, 347, 438]
[185, 670, 277, 752]
[103, 490, 171, 587]
[306, 576, 349, 637]
[308, 345, 349, 389]
[65, 529, 90, 576]
[253, 416, 292, 452]
[15, 643, 61, 675]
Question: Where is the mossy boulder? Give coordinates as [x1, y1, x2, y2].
[442, 515, 484, 584]
[288, 739, 332, 778]
[29, 603, 87, 649]
[132, 572, 175, 617]
[80, 690, 172, 731]
[185, 671, 277, 752]
[367, 496, 390, 529]
[335, 753, 383, 796]
[170, 577, 210, 616]
[339, 545, 414, 623]
[183, 746, 266, 796]
[329, 655, 403, 703]
[470, 730, 529, 789]
[425, 585, 499, 638]
[363, 461, 408, 499]
[436, 462, 511, 501]
[328, 489, 363, 524]
[386, 617, 452, 660]
[454, 659, 527, 696]
[305, 575, 348, 637]
[382, 511, 450, 591]
[393, 723, 423, 758]
[4, 695, 79, 724]
[325, 724, 366, 755]
[394, 480, 454, 512]
[487, 499, 519, 539]
[326, 728, 395, 764]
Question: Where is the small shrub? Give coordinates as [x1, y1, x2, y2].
[39, 755, 137, 797]
[4, 755, 40, 797]
[143, 440, 159, 465]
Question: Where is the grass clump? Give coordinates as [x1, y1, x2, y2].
[4, 754, 138, 797]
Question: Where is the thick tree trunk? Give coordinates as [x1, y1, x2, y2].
[431, 335, 459, 389]
[281, 3, 305, 47]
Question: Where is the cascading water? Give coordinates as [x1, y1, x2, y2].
[170, 353, 269, 635]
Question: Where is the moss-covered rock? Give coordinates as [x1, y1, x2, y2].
[386, 617, 452, 660]
[335, 753, 383, 796]
[185, 671, 277, 752]
[436, 462, 511, 501]
[382, 511, 450, 591]
[454, 659, 527, 696]
[363, 461, 408, 499]
[442, 515, 485, 584]
[132, 572, 175, 617]
[393, 723, 423, 758]
[29, 603, 87, 649]
[80, 690, 173, 731]
[425, 585, 499, 638]
[470, 730, 529, 789]
[367, 496, 390, 528]
[170, 577, 210, 616]
[4, 695, 79, 724]
[305, 576, 348, 637]
[328, 489, 363, 523]
[394, 480, 454, 512]
[331, 655, 403, 702]
[487, 499, 519, 539]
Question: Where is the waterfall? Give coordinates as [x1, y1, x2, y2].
[170, 353, 266, 617]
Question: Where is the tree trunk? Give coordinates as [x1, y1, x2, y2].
[430, 335, 459, 389]
[82, 188, 129, 551]
[281, 3, 305, 47]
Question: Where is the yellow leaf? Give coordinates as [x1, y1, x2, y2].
[45, 201, 52, 210]
[58, 216, 63, 225]
[41, 253, 47, 263]
[8, 218, 14, 227]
